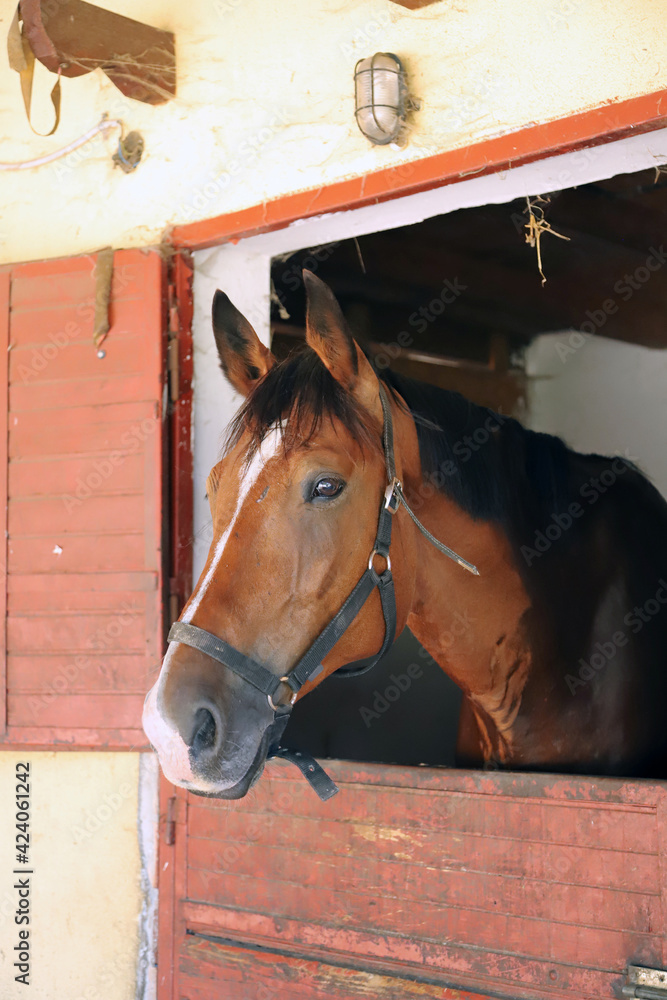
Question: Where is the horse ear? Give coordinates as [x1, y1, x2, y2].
[212, 290, 275, 397]
[303, 270, 381, 419]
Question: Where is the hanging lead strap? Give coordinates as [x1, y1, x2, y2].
[391, 479, 479, 575]
[267, 747, 339, 801]
[264, 710, 338, 800]
[377, 384, 479, 576]
[7, 8, 62, 137]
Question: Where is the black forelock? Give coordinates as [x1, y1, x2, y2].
[224, 344, 380, 458]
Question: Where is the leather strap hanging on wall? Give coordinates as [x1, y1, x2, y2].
[7, 7, 60, 136]
[93, 248, 114, 350]
[7, 0, 175, 135]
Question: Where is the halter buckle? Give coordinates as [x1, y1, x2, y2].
[384, 477, 401, 514]
[267, 676, 298, 712]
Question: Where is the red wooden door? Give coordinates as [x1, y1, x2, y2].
[159, 760, 667, 1000]
[0, 248, 166, 747]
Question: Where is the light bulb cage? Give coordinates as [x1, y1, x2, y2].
[354, 52, 409, 145]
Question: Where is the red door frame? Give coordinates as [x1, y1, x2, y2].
[170, 89, 667, 252]
[159, 89, 667, 998]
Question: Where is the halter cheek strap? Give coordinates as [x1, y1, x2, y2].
[168, 383, 478, 801]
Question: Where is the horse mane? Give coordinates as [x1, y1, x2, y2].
[379, 366, 573, 526]
[225, 342, 630, 533]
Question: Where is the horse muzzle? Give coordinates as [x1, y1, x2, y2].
[142, 673, 276, 796]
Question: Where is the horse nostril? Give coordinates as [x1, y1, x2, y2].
[190, 707, 218, 756]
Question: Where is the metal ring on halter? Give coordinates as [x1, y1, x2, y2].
[268, 677, 298, 711]
[368, 548, 392, 573]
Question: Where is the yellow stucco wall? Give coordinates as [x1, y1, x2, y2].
[1, 0, 666, 265]
[0, 752, 142, 1000]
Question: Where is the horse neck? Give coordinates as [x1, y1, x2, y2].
[403, 484, 534, 762]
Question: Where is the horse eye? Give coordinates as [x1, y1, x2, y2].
[311, 476, 344, 500]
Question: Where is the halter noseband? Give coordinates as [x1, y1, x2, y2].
[168, 384, 478, 800]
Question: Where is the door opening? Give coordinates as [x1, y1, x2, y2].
[274, 165, 667, 768]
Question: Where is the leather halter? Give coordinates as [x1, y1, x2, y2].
[167, 383, 478, 800]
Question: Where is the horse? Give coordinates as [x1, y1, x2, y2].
[143, 270, 667, 798]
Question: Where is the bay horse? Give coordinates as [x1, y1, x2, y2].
[143, 271, 667, 798]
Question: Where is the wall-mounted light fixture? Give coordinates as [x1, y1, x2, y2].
[354, 52, 412, 145]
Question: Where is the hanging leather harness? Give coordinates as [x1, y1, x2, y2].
[168, 384, 478, 800]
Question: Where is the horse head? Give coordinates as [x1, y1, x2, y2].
[143, 272, 420, 797]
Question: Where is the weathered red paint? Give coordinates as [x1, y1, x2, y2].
[180, 935, 492, 999]
[161, 761, 667, 999]
[0, 249, 166, 748]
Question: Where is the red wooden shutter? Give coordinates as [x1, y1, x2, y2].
[0, 249, 166, 748]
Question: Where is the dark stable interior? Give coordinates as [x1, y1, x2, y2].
[275, 166, 667, 767]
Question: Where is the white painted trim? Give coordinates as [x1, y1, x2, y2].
[135, 753, 159, 1000]
[191, 128, 667, 582]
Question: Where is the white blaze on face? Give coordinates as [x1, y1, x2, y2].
[143, 426, 283, 788]
[181, 425, 283, 624]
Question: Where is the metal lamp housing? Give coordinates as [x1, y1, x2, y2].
[354, 52, 408, 146]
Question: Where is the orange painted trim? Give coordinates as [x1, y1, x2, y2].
[171, 88, 667, 251]
[0, 273, 9, 737]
